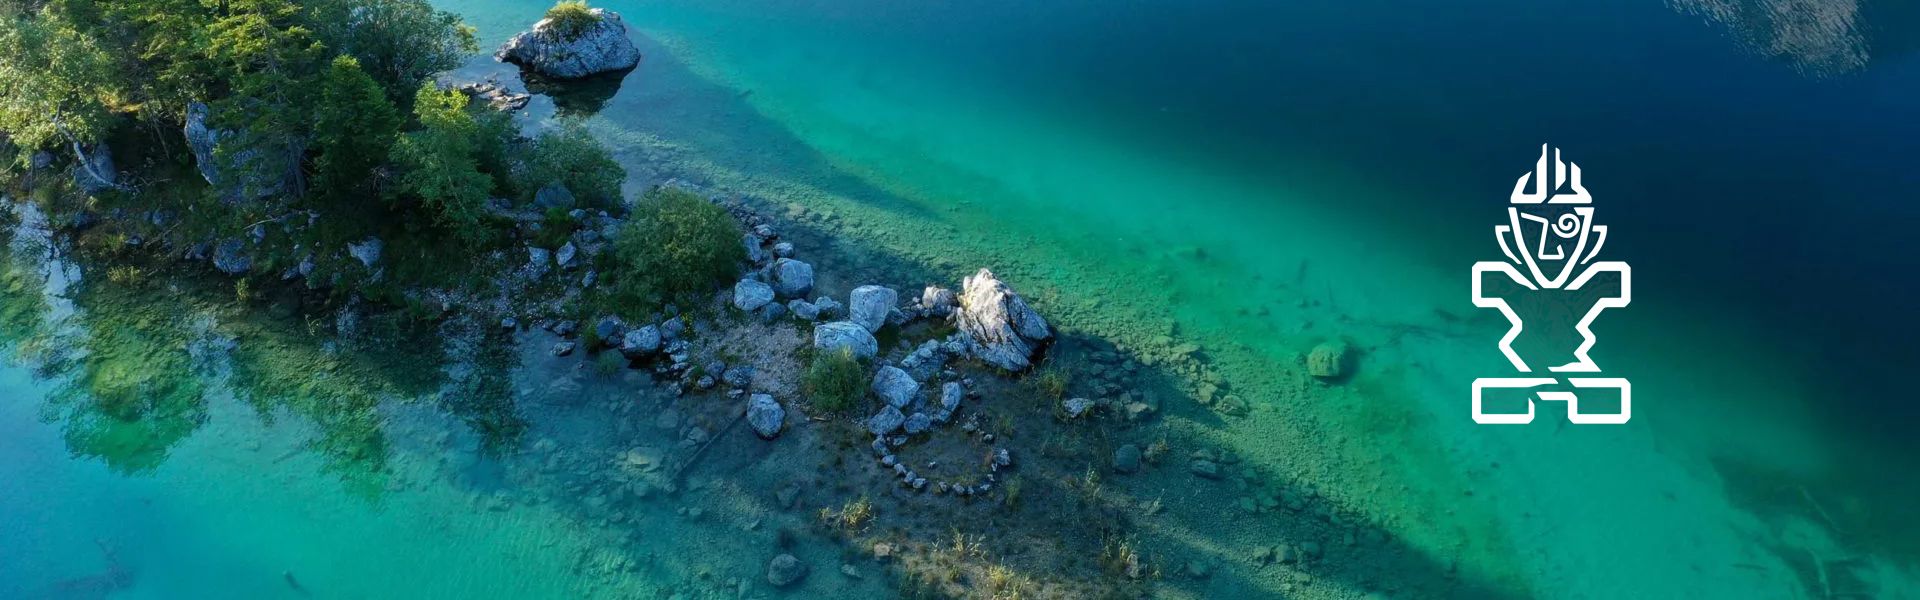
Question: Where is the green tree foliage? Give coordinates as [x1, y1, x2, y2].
[0, 7, 125, 163]
[609, 186, 745, 307]
[518, 122, 624, 206]
[311, 55, 401, 204]
[307, 0, 478, 103]
[391, 82, 490, 241]
[204, 0, 326, 199]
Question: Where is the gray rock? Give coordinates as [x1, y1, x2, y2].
[788, 299, 819, 321]
[940, 382, 963, 412]
[813, 321, 878, 359]
[72, 143, 118, 195]
[903, 412, 932, 435]
[212, 239, 251, 275]
[870, 366, 919, 408]
[534, 182, 576, 209]
[867, 405, 906, 435]
[921, 286, 957, 317]
[722, 365, 755, 388]
[770, 258, 815, 298]
[1307, 341, 1354, 379]
[766, 553, 808, 587]
[348, 237, 383, 268]
[1114, 444, 1142, 474]
[814, 297, 845, 319]
[556, 242, 580, 270]
[526, 246, 552, 277]
[1063, 397, 1094, 419]
[619, 325, 662, 358]
[551, 342, 577, 357]
[848, 285, 897, 333]
[772, 242, 795, 258]
[594, 317, 624, 342]
[733, 279, 775, 311]
[955, 268, 1052, 371]
[747, 394, 784, 439]
[742, 234, 767, 263]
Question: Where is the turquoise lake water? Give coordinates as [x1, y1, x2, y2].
[4, 0, 1918, 598]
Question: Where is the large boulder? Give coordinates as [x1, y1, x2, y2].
[813, 321, 877, 359]
[746, 394, 785, 439]
[870, 366, 919, 408]
[496, 8, 642, 79]
[1307, 341, 1354, 379]
[921, 285, 957, 317]
[733, 279, 775, 311]
[955, 269, 1052, 372]
[847, 285, 896, 333]
[619, 325, 662, 358]
[770, 258, 815, 298]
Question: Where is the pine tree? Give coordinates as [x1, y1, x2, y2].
[311, 55, 401, 204]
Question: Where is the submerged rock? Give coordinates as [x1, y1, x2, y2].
[747, 394, 785, 439]
[870, 366, 919, 408]
[848, 285, 896, 333]
[1307, 341, 1354, 379]
[497, 8, 642, 79]
[1114, 444, 1142, 474]
[955, 269, 1052, 372]
[771, 258, 815, 298]
[733, 279, 775, 311]
[767, 553, 808, 587]
[813, 321, 878, 359]
[1063, 397, 1093, 419]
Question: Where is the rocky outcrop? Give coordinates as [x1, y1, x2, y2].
[955, 269, 1052, 372]
[496, 8, 642, 79]
[184, 102, 297, 202]
[747, 394, 784, 439]
[813, 321, 877, 359]
[848, 285, 896, 333]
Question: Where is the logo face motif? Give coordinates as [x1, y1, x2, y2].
[1471, 146, 1632, 424]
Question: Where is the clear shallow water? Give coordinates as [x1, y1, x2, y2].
[5, 0, 1919, 598]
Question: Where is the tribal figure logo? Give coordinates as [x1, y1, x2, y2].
[1471, 145, 1632, 424]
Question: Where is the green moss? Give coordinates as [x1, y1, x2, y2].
[804, 348, 866, 414]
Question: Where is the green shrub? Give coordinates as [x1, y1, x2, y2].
[607, 186, 743, 308]
[804, 348, 866, 414]
[516, 122, 623, 207]
[543, 1, 600, 41]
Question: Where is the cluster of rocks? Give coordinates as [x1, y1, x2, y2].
[871, 416, 1014, 498]
[497, 7, 642, 79]
[455, 80, 533, 111]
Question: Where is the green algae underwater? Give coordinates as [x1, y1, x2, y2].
[6, 0, 1920, 598]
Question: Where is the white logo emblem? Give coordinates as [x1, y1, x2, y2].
[1471, 145, 1632, 424]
